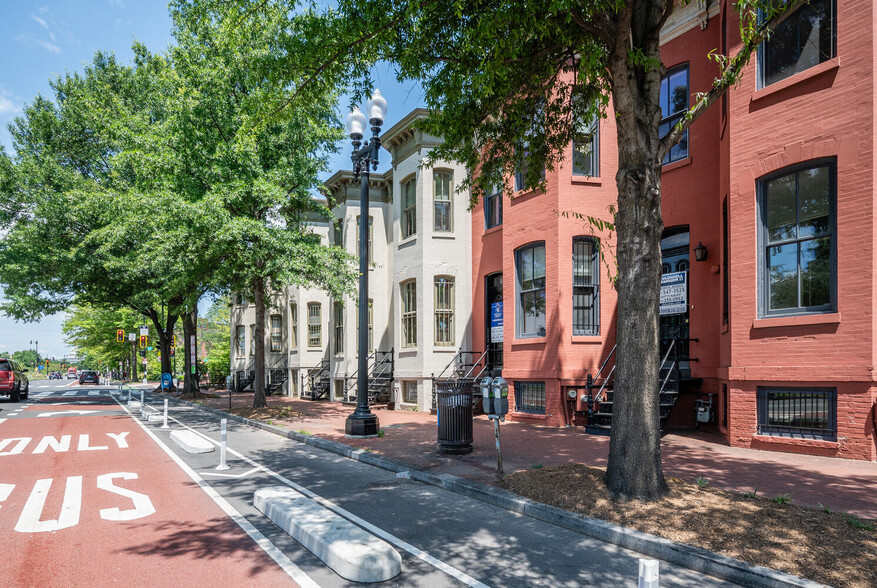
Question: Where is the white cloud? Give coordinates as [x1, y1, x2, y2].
[31, 14, 48, 28]
[0, 95, 20, 116]
[15, 33, 61, 54]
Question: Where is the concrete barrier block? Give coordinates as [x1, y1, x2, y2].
[170, 430, 215, 454]
[254, 486, 401, 583]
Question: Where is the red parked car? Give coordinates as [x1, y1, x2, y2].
[0, 358, 30, 402]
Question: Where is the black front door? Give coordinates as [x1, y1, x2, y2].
[485, 272, 503, 373]
[660, 230, 690, 377]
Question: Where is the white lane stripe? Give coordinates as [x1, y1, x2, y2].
[163, 409, 489, 588]
[63, 391, 77, 396]
[112, 397, 320, 588]
[0, 419, 5, 426]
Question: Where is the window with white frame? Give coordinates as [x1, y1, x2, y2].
[401, 280, 417, 348]
[659, 65, 689, 165]
[332, 218, 343, 246]
[402, 380, 417, 404]
[333, 301, 344, 355]
[485, 184, 502, 229]
[307, 303, 322, 348]
[402, 177, 416, 239]
[434, 171, 453, 232]
[759, 0, 835, 88]
[573, 237, 600, 335]
[434, 277, 455, 346]
[356, 215, 373, 261]
[760, 161, 835, 316]
[270, 315, 282, 352]
[250, 325, 257, 355]
[236, 325, 245, 357]
[516, 242, 546, 338]
[290, 303, 297, 349]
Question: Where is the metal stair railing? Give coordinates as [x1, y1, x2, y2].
[303, 360, 329, 399]
[367, 349, 394, 402]
[343, 350, 376, 402]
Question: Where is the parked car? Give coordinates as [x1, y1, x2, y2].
[0, 358, 29, 402]
[78, 370, 99, 385]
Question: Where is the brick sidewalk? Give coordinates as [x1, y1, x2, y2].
[190, 390, 877, 520]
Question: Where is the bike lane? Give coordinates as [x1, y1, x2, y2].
[0, 393, 299, 587]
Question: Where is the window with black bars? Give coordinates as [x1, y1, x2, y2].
[573, 237, 599, 335]
[515, 381, 546, 414]
[757, 387, 837, 441]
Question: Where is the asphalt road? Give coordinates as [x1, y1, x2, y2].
[1, 381, 739, 587]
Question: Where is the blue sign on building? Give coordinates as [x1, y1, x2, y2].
[490, 302, 503, 342]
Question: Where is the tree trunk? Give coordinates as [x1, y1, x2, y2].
[145, 300, 180, 389]
[252, 275, 267, 408]
[604, 5, 669, 501]
[182, 307, 199, 397]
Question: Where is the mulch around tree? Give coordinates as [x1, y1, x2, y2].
[498, 464, 876, 588]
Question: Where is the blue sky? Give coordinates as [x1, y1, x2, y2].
[0, 0, 424, 359]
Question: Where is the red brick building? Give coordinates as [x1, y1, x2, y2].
[471, 0, 877, 460]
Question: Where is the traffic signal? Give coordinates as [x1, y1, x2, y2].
[169, 346, 175, 357]
[139, 335, 147, 348]
[172, 335, 177, 348]
[116, 329, 125, 343]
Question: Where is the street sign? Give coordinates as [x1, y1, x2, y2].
[128, 333, 136, 342]
[139, 325, 148, 337]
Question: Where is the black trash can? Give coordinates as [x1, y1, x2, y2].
[435, 381, 474, 455]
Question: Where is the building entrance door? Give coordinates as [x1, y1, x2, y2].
[660, 229, 690, 377]
[485, 272, 503, 373]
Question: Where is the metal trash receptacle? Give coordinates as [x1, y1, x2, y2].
[435, 381, 474, 455]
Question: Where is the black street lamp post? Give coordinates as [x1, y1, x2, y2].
[344, 90, 387, 438]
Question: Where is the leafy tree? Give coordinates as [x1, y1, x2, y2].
[11, 350, 41, 368]
[62, 304, 148, 378]
[169, 0, 357, 407]
[204, 296, 231, 383]
[258, 0, 807, 499]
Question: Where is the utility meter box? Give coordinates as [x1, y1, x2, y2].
[491, 377, 509, 416]
[479, 377, 494, 415]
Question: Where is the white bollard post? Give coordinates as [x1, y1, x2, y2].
[140, 390, 146, 420]
[162, 399, 169, 428]
[127, 386, 131, 406]
[638, 559, 659, 588]
[217, 418, 230, 470]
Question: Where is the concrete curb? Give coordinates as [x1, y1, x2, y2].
[170, 429, 215, 454]
[166, 395, 828, 588]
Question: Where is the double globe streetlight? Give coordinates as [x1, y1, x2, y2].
[344, 90, 388, 438]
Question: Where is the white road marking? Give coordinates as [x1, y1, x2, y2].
[0, 419, 6, 426]
[88, 391, 100, 396]
[14, 476, 82, 533]
[37, 410, 94, 418]
[63, 391, 78, 396]
[201, 466, 261, 479]
[0, 483, 13, 511]
[160, 406, 489, 588]
[113, 398, 320, 588]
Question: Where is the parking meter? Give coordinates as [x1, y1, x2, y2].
[491, 377, 509, 417]
[479, 377, 494, 415]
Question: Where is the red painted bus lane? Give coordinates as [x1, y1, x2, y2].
[0, 400, 300, 587]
